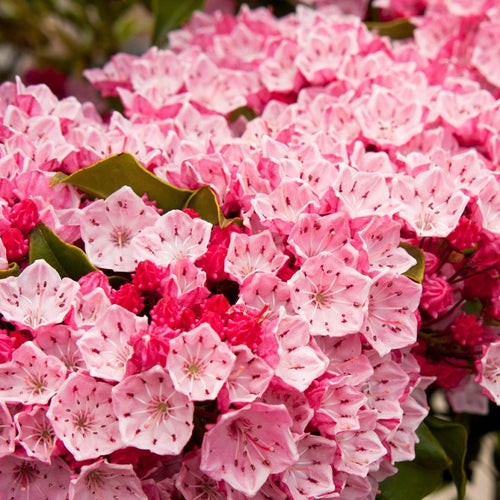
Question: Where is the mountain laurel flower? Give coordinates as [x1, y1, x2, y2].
[0, 259, 79, 330]
[166, 323, 236, 401]
[200, 402, 299, 496]
[112, 365, 194, 455]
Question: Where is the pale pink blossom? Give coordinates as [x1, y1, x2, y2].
[132, 209, 212, 267]
[167, 323, 236, 401]
[69, 459, 147, 500]
[477, 341, 500, 405]
[0, 341, 67, 405]
[361, 272, 422, 356]
[200, 402, 299, 496]
[47, 372, 123, 460]
[281, 434, 336, 499]
[0, 259, 79, 330]
[112, 365, 194, 455]
[0, 455, 71, 500]
[225, 231, 288, 284]
[14, 406, 56, 463]
[77, 304, 148, 382]
[80, 185, 160, 272]
[289, 253, 371, 336]
[0, 402, 14, 458]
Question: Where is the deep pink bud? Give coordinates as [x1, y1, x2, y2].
[132, 260, 167, 292]
[447, 216, 480, 251]
[1, 227, 28, 260]
[8, 199, 40, 235]
[111, 283, 144, 314]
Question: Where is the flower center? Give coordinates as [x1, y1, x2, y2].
[110, 226, 133, 248]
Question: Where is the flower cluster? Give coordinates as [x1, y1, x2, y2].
[0, 0, 498, 498]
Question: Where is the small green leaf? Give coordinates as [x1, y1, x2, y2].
[29, 222, 97, 280]
[0, 262, 20, 278]
[399, 242, 425, 284]
[426, 416, 468, 500]
[365, 18, 416, 39]
[228, 105, 258, 123]
[185, 186, 243, 228]
[377, 461, 445, 500]
[152, 0, 205, 46]
[51, 153, 194, 213]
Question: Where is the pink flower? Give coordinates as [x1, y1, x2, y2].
[289, 253, 371, 336]
[392, 168, 469, 237]
[47, 372, 123, 460]
[281, 434, 336, 499]
[200, 402, 299, 496]
[476, 341, 500, 405]
[0, 402, 14, 458]
[0, 341, 67, 405]
[167, 323, 236, 401]
[80, 185, 160, 272]
[69, 459, 147, 500]
[77, 304, 148, 382]
[0, 259, 79, 330]
[0, 455, 71, 500]
[112, 365, 194, 455]
[354, 85, 424, 147]
[15, 405, 56, 463]
[131, 209, 212, 267]
[225, 230, 288, 284]
[361, 271, 422, 356]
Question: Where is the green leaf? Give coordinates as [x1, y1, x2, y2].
[426, 416, 468, 500]
[29, 222, 97, 280]
[378, 417, 468, 500]
[228, 105, 258, 123]
[365, 18, 415, 39]
[152, 0, 205, 46]
[377, 461, 445, 500]
[50, 152, 194, 213]
[0, 262, 20, 278]
[185, 186, 243, 228]
[399, 242, 425, 284]
[413, 422, 452, 470]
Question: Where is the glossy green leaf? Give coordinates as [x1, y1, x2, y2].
[413, 422, 451, 470]
[365, 18, 415, 39]
[377, 461, 445, 500]
[399, 242, 425, 284]
[0, 262, 20, 278]
[185, 186, 243, 228]
[426, 416, 467, 500]
[51, 153, 194, 213]
[152, 0, 205, 46]
[29, 222, 97, 280]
